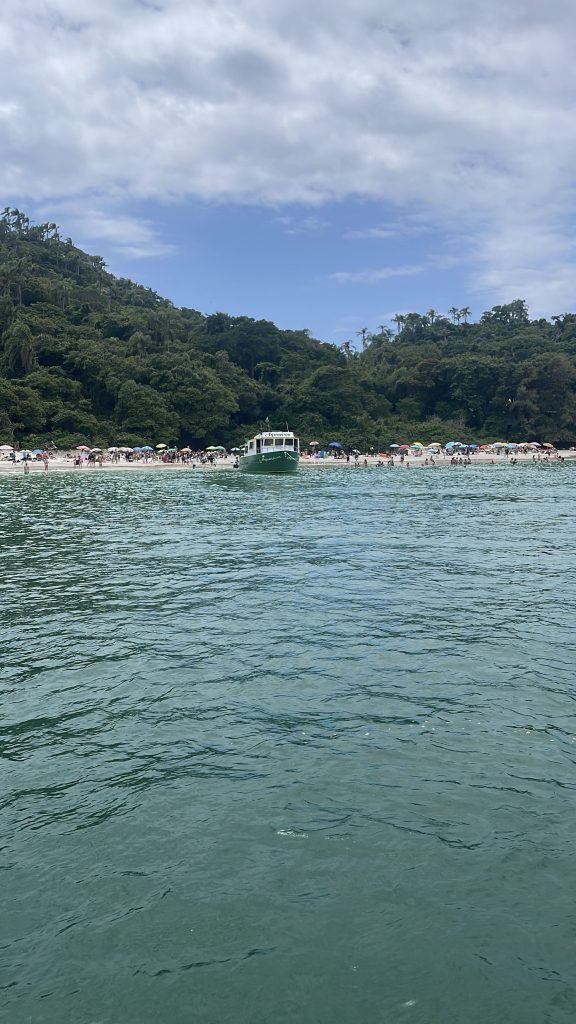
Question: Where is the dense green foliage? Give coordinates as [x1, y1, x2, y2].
[1, 208, 575, 449]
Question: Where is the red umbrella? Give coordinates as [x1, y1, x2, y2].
[398, 444, 410, 450]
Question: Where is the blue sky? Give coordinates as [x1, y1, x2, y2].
[3, 0, 576, 344]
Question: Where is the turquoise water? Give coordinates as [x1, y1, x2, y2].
[1, 464, 576, 1024]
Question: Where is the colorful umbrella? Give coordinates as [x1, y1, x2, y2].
[155, 443, 167, 450]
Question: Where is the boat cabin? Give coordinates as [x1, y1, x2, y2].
[246, 431, 300, 455]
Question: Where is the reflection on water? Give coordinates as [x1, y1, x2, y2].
[1, 465, 576, 1024]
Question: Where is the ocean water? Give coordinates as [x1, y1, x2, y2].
[1, 463, 576, 1024]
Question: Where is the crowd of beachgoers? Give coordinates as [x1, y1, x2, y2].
[0, 439, 572, 473]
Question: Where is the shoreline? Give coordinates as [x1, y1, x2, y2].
[0, 452, 574, 475]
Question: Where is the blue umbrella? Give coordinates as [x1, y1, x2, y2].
[133, 446, 143, 452]
[141, 445, 153, 451]
[31, 448, 44, 454]
[445, 442, 456, 448]
[329, 441, 343, 448]
[468, 444, 478, 449]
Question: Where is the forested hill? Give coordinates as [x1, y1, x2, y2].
[1, 208, 575, 449]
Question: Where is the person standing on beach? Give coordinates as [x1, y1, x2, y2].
[23, 461, 30, 474]
[43, 454, 49, 471]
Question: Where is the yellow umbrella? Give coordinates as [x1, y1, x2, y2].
[543, 442, 554, 448]
[411, 441, 424, 448]
[155, 443, 168, 450]
[427, 442, 442, 448]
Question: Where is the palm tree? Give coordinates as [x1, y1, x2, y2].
[460, 307, 471, 323]
[448, 306, 461, 324]
[392, 314, 405, 333]
[356, 327, 369, 350]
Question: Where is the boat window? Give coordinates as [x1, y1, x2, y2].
[284, 439, 292, 446]
[264, 438, 273, 446]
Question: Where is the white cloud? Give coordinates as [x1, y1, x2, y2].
[331, 264, 424, 284]
[1, 0, 576, 303]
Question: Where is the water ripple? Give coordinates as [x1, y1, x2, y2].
[1, 466, 576, 1023]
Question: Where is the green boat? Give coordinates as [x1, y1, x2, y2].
[239, 431, 300, 474]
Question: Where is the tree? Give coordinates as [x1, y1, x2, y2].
[3, 321, 36, 376]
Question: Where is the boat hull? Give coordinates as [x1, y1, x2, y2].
[239, 451, 299, 474]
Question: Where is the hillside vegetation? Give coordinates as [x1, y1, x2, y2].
[1, 208, 575, 449]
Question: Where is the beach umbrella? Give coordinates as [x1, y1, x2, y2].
[479, 444, 491, 450]
[0, 444, 14, 451]
[90, 447, 102, 453]
[107, 446, 119, 452]
[119, 446, 134, 452]
[141, 445, 153, 452]
[206, 446, 218, 451]
[133, 446, 143, 452]
[230, 447, 241, 453]
[543, 442, 554, 448]
[215, 445, 227, 451]
[31, 448, 44, 454]
[427, 442, 442, 448]
[389, 443, 400, 448]
[308, 440, 319, 446]
[398, 444, 410, 450]
[155, 443, 167, 450]
[468, 444, 478, 449]
[328, 441, 343, 448]
[410, 443, 423, 449]
[76, 445, 90, 451]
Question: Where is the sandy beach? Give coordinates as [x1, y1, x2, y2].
[0, 451, 574, 474]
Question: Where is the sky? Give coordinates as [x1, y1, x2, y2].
[2, 0, 576, 343]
